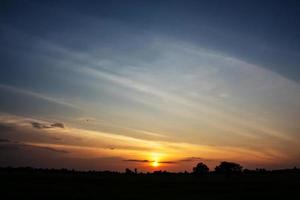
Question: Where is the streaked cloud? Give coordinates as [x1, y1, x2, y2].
[35, 39, 300, 145]
[0, 84, 81, 110]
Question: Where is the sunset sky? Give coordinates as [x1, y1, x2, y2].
[0, 0, 300, 172]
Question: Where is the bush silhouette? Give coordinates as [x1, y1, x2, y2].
[193, 162, 209, 175]
[215, 161, 243, 174]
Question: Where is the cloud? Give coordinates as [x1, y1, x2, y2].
[159, 161, 177, 164]
[33, 146, 68, 154]
[51, 123, 65, 129]
[123, 159, 176, 164]
[31, 122, 50, 129]
[0, 144, 20, 151]
[123, 157, 218, 164]
[51, 137, 62, 141]
[124, 159, 149, 163]
[178, 157, 219, 163]
[0, 147, 126, 171]
[65, 40, 298, 143]
[20, 35, 299, 145]
[0, 139, 10, 143]
[31, 121, 65, 129]
[0, 84, 80, 110]
[0, 124, 14, 132]
[0, 140, 68, 154]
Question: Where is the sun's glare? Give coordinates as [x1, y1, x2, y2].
[150, 152, 162, 168]
[151, 161, 159, 167]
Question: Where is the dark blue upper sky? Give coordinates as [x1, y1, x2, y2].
[1, 0, 300, 82]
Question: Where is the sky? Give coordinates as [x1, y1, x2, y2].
[0, 0, 300, 172]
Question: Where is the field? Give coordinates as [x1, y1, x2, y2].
[1, 168, 299, 199]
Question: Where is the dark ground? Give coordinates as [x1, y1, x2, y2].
[1, 168, 299, 199]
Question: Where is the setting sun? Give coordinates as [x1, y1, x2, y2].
[150, 152, 162, 168]
[151, 161, 159, 167]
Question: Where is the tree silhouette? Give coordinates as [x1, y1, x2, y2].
[193, 162, 209, 175]
[125, 168, 134, 175]
[215, 161, 243, 174]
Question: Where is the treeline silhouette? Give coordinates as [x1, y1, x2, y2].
[1, 161, 299, 176]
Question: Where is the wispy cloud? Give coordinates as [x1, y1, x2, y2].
[34, 39, 299, 144]
[0, 139, 69, 154]
[0, 84, 81, 110]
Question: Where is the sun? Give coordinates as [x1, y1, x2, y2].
[149, 152, 163, 168]
[151, 161, 159, 167]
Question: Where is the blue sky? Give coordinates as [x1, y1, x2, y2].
[0, 0, 300, 171]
